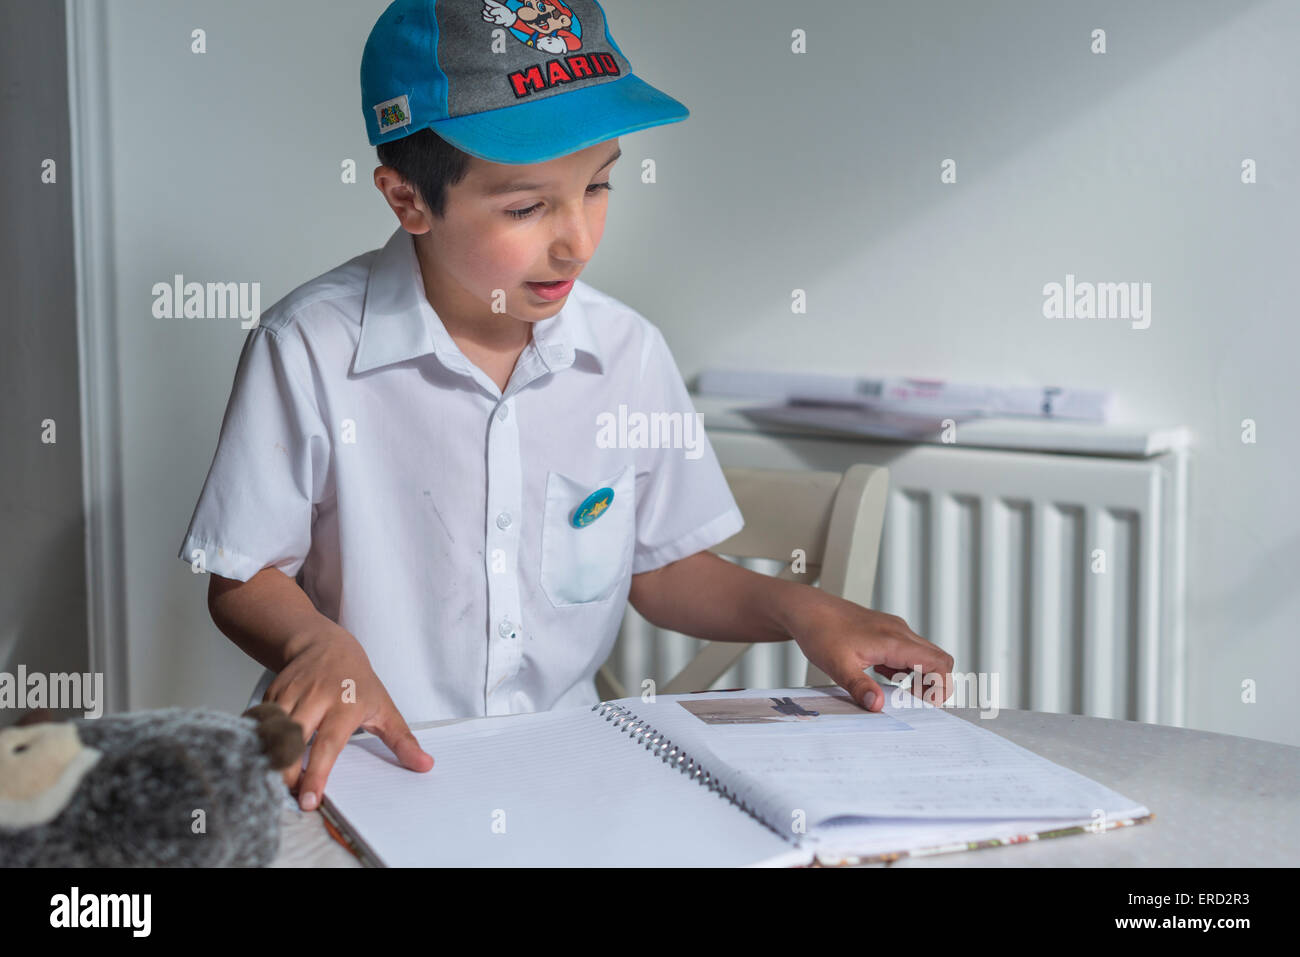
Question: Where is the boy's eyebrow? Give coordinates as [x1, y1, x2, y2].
[481, 147, 622, 196]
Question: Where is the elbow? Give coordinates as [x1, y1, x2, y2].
[206, 572, 239, 624]
[627, 563, 672, 628]
[627, 569, 656, 624]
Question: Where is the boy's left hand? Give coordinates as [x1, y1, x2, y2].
[789, 592, 954, 712]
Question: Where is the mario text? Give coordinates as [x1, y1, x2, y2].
[508, 52, 621, 98]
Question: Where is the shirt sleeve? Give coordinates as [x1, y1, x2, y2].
[176, 324, 329, 582]
[631, 322, 744, 575]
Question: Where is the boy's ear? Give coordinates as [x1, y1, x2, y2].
[373, 167, 432, 232]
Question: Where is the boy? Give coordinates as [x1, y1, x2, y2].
[178, 0, 953, 812]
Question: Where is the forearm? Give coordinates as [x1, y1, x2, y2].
[207, 567, 337, 673]
[628, 550, 820, 644]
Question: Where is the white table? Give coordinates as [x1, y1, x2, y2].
[270, 707, 1300, 867]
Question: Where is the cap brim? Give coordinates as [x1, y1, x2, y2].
[427, 73, 688, 165]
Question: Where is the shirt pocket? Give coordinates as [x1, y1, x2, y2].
[539, 463, 635, 608]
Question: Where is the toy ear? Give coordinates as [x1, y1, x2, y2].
[241, 702, 306, 771]
[16, 709, 58, 727]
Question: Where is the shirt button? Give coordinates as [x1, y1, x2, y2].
[498, 619, 517, 639]
[495, 511, 512, 530]
[497, 404, 509, 421]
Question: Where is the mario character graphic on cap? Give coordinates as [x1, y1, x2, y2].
[481, 0, 583, 55]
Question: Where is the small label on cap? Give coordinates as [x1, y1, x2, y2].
[374, 94, 412, 134]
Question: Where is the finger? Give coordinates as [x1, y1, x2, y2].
[295, 711, 359, 811]
[366, 702, 434, 773]
[910, 659, 953, 706]
[874, 635, 954, 687]
[875, 653, 945, 703]
[263, 673, 301, 712]
[824, 664, 885, 713]
[908, 670, 953, 707]
[898, 659, 953, 707]
[259, 685, 305, 790]
[934, 668, 955, 705]
[872, 664, 911, 681]
[281, 751, 307, 793]
[856, 637, 952, 708]
[889, 633, 955, 705]
[282, 698, 331, 793]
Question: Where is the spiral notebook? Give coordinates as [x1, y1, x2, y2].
[319, 687, 1152, 867]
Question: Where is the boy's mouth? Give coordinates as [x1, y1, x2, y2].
[526, 278, 575, 300]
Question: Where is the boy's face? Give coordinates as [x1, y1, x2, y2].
[378, 138, 620, 337]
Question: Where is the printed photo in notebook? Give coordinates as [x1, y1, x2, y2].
[318, 687, 1152, 867]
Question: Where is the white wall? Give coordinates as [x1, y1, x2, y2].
[87, 1, 1298, 744]
[1, 0, 90, 727]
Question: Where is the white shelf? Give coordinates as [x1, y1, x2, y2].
[691, 393, 1191, 459]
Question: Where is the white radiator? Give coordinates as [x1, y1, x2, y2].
[607, 403, 1189, 726]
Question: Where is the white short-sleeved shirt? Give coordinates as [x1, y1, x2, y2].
[177, 226, 744, 723]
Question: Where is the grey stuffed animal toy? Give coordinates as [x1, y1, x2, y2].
[0, 702, 304, 867]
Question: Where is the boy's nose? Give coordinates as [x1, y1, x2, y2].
[551, 216, 596, 262]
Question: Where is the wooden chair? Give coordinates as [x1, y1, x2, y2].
[595, 463, 890, 699]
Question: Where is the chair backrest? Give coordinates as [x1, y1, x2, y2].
[596, 463, 890, 700]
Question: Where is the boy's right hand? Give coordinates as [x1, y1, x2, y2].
[266, 624, 434, 810]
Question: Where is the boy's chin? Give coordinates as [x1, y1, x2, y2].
[499, 306, 554, 324]
[519, 291, 569, 310]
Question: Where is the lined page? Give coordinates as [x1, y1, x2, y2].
[321, 706, 806, 867]
[613, 689, 1149, 828]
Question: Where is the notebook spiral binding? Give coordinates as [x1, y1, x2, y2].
[590, 701, 792, 845]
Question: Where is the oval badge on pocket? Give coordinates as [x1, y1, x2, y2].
[541, 465, 635, 607]
[572, 487, 614, 528]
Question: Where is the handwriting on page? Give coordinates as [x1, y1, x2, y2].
[621, 691, 1140, 828]
[701, 705, 1135, 823]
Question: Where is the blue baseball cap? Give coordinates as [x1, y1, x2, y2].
[361, 0, 690, 164]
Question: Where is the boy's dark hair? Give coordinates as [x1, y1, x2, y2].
[375, 128, 473, 219]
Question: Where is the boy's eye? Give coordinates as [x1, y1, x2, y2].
[507, 181, 613, 220]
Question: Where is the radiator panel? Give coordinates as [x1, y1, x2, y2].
[604, 430, 1185, 725]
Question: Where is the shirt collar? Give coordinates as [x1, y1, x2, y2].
[352, 227, 604, 377]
